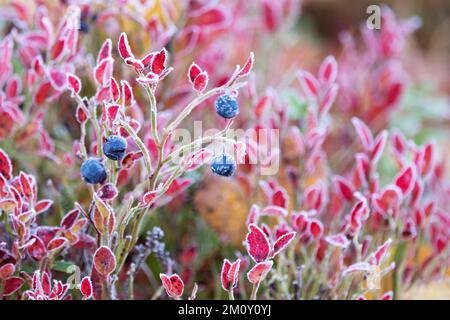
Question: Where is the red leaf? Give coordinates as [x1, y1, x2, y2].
[0, 148, 13, 180]
[319, 83, 338, 115]
[0, 263, 15, 280]
[272, 231, 296, 257]
[333, 176, 354, 202]
[192, 72, 208, 93]
[246, 204, 260, 225]
[118, 33, 133, 60]
[109, 77, 120, 102]
[66, 73, 81, 95]
[325, 233, 350, 248]
[19, 171, 33, 202]
[188, 62, 202, 83]
[297, 70, 319, 99]
[308, 219, 324, 238]
[237, 52, 254, 78]
[272, 188, 288, 208]
[93, 246, 116, 277]
[380, 291, 393, 300]
[97, 38, 112, 64]
[141, 52, 155, 68]
[221, 259, 241, 291]
[352, 117, 373, 151]
[49, 68, 67, 90]
[369, 238, 392, 265]
[47, 237, 68, 252]
[151, 48, 167, 75]
[97, 183, 118, 201]
[106, 103, 120, 124]
[3, 276, 24, 296]
[94, 58, 113, 86]
[41, 271, 51, 295]
[247, 260, 273, 284]
[394, 165, 416, 196]
[246, 224, 271, 263]
[27, 236, 47, 261]
[34, 81, 54, 105]
[260, 205, 288, 217]
[318, 55, 338, 85]
[372, 185, 402, 215]
[421, 143, 434, 176]
[51, 39, 65, 60]
[160, 273, 184, 299]
[80, 276, 93, 299]
[60, 209, 80, 229]
[371, 130, 388, 167]
[76, 105, 88, 123]
[121, 80, 134, 106]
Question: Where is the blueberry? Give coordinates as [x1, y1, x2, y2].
[211, 153, 236, 177]
[103, 135, 127, 160]
[215, 94, 239, 119]
[80, 158, 107, 184]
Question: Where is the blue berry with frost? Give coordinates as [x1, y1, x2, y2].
[215, 94, 239, 119]
[103, 135, 127, 160]
[211, 153, 236, 177]
[80, 158, 107, 184]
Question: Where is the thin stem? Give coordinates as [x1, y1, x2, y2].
[120, 121, 153, 177]
[250, 281, 261, 300]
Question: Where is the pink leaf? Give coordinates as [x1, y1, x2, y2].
[319, 83, 338, 115]
[272, 231, 296, 257]
[66, 73, 81, 95]
[333, 176, 354, 202]
[34, 82, 54, 105]
[246, 224, 271, 263]
[121, 80, 134, 106]
[0, 148, 13, 180]
[237, 52, 254, 78]
[97, 38, 112, 64]
[318, 55, 338, 85]
[352, 117, 373, 151]
[93, 246, 116, 277]
[308, 219, 324, 238]
[247, 260, 273, 284]
[160, 273, 184, 299]
[51, 39, 66, 60]
[260, 205, 288, 217]
[151, 48, 167, 75]
[380, 291, 393, 300]
[94, 58, 113, 87]
[272, 188, 288, 208]
[369, 238, 392, 265]
[246, 204, 260, 225]
[118, 33, 133, 60]
[325, 233, 350, 248]
[80, 276, 93, 299]
[297, 70, 319, 100]
[109, 77, 120, 102]
[370, 130, 388, 167]
[394, 165, 416, 196]
[221, 259, 241, 291]
[343, 262, 372, 276]
[192, 72, 208, 93]
[188, 62, 202, 83]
